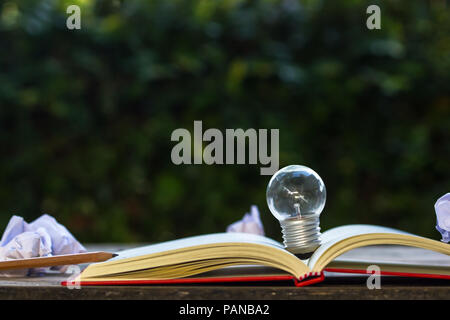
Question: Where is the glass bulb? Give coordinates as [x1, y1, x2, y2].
[266, 165, 326, 255]
[266, 165, 326, 221]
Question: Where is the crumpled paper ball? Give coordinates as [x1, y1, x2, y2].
[0, 214, 86, 277]
[435, 193, 450, 243]
[226, 205, 265, 236]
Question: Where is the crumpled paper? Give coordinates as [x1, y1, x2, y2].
[435, 193, 450, 243]
[226, 205, 265, 236]
[0, 214, 86, 277]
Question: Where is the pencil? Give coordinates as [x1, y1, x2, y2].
[0, 251, 117, 271]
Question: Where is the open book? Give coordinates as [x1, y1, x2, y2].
[67, 225, 450, 287]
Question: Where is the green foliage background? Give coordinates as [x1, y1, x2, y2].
[0, 0, 449, 243]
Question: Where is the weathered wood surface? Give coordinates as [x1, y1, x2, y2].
[0, 245, 448, 300]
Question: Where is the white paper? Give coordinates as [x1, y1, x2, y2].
[435, 193, 450, 243]
[0, 214, 86, 277]
[226, 205, 265, 236]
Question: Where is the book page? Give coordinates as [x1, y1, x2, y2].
[327, 245, 450, 274]
[109, 232, 284, 261]
[320, 224, 412, 243]
[308, 225, 416, 269]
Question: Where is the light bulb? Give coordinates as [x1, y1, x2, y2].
[266, 165, 326, 256]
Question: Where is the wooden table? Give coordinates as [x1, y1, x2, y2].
[0, 245, 449, 300]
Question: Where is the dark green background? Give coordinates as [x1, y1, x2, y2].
[0, 0, 449, 243]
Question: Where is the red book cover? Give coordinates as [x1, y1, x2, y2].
[61, 269, 450, 287]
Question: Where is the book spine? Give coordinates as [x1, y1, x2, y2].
[294, 272, 325, 287]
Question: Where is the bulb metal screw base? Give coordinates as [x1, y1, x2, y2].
[280, 215, 321, 255]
